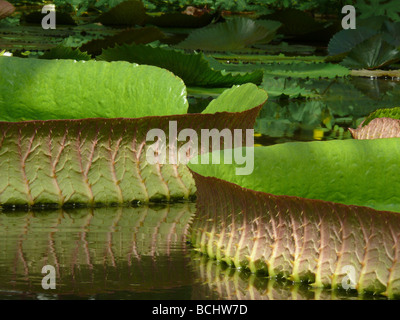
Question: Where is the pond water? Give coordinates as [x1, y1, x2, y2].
[0, 204, 388, 300]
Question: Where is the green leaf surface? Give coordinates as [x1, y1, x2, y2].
[341, 34, 400, 69]
[79, 26, 166, 55]
[0, 56, 188, 120]
[202, 83, 267, 114]
[363, 107, 400, 126]
[177, 17, 281, 51]
[39, 45, 91, 61]
[220, 61, 350, 79]
[98, 43, 263, 87]
[328, 27, 377, 56]
[189, 139, 400, 212]
[212, 53, 325, 64]
[358, 0, 400, 22]
[190, 171, 400, 298]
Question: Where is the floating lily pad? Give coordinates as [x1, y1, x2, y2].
[80, 26, 165, 55]
[328, 26, 377, 56]
[190, 170, 400, 297]
[362, 107, 400, 126]
[220, 61, 349, 79]
[189, 139, 400, 212]
[177, 17, 282, 51]
[350, 117, 400, 139]
[0, 0, 14, 20]
[39, 45, 91, 60]
[341, 34, 400, 69]
[98, 43, 263, 87]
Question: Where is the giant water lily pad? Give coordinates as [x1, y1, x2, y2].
[80, 26, 166, 55]
[341, 34, 400, 69]
[190, 171, 400, 298]
[350, 118, 400, 139]
[177, 17, 282, 51]
[350, 107, 400, 139]
[0, 57, 268, 206]
[39, 45, 91, 60]
[98, 43, 263, 87]
[328, 27, 377, 56]
[0, 57, 187, 120]
[189, 139, 400, 212]
[0, 105, 265, 206]
[0, 0, 14, 20]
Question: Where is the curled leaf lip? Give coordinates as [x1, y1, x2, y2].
[0, 0, 15, 21]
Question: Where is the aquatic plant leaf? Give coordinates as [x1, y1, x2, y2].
[177, 17, 281, 51]
[341, 34, 400, 69]
[95, 0, 147, 26]
[80, 26, 165, 55]
[349, 107, 400, 139]
[188, 139, 400, 212]
[189, 171, 400, 298]
[259, 62, 350, 78]
[0, 66, 266, 207]
[384, 21, 400, 46]
[220, 61, 349, 79]
[212, 53, 325, 64]
[350, 118, 400, 139]
[363, 107, 400, 126]
[0, 57, 187, 120]
[0, 104, 264, 207]
[358, 0, 400, 22]
[328, 27, 377, 56]
[0, 0, 15, 20]
[98, 43, 263, 87]
[39, 45, 91, 61]
[202, 83, 267, 114]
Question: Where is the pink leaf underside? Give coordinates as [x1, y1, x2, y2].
[0, 107, 260, 206]
[190, 171, 400, 296]
[0, 0, 15, 20]
[349, 117, 400, 139]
